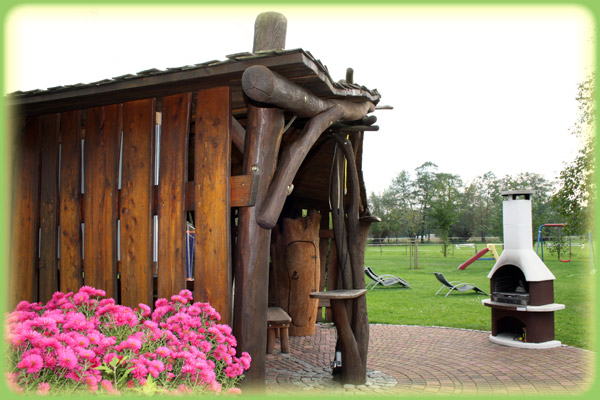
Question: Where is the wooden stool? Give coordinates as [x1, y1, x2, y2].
[267, 307, 292, 354]
[310, 289, 367, 384]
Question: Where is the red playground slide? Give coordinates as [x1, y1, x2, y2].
[458, 248, 490, 270]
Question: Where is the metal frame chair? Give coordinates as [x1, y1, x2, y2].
[364, 266, 411, 289]
[432, 272, 487, 297]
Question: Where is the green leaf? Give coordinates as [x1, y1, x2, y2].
[93, 365, 113, 374]
[109, 356, 120, 368]
[117, 367, 135, 385]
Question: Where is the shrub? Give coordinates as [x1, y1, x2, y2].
[5, 286, 250, 395]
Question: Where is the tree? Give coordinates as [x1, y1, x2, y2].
[368, 170, 423, 239]
[464, 172, 502, 240]
[552, 74, 595, 235]
[429, 172, 462, 257]
[388, 170, 422, 238]
[414, 162, 438, 241]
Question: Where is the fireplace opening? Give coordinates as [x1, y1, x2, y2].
[491, 265, 530, 305]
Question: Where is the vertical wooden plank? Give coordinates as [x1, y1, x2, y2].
[38, 114, 60, 302]
[9, 116, 41, 307]
[59, 110, 83, 293]
[84, 105, 120, 299]
[157, 93, 191, 300]
[120, 99, 155, 308]
[194, 87, 232, 324]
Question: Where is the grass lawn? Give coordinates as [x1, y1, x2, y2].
[363, 242, 595, 350]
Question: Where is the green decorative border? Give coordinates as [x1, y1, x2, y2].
[1, 2, 597, 400]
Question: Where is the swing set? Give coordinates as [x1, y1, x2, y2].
[536, 223, 571, 262]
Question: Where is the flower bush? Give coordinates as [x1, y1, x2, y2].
[5, 286, 250, 395]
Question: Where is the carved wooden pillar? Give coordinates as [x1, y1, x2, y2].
[325, 132, 373, 384]
[270, 209, 321, 336]
[233, 104, 284, 389]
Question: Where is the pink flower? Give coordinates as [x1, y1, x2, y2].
[156, 346, 172, 358]
[7, 286, 246, 396]
[122, 337, 143, 351]
[239, 352, 251, 370]
[37, 382, 51, 395]
[84, 375, 100, 387]
[227, 387, 242, 395]
[225, 364, 243, 378]
[11, 333, 26, 347]
[170, 294, 188, 305]
[101, 379, 117, 393]
[138, 303, 152, 317]
[78, 348, 96, 360]
[17, 354, 43, 374]
[73, 291, 90, 305]
[44, 355, 57, 369]
[57, 347, 78, 369]
[155, 298, 169, 308]
[176, 384, 192, 394]
[208, 380, 222, 393]
[179, 289, 193, 300]
[149, 360, 165, 374]
[79, 285, 106, 297]
[73, 333, 90, 348]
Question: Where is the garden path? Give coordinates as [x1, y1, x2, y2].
[265, 323, 594, 395]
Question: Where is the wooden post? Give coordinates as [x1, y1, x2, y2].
[233, 103, 284, 389]
[9, 116, 41, 307]
[157, 93, 191, 300]
[38, 113, 60, 303]
[120, 99, 155, 309]
[253, 12, 287, 53]
[317, 212, 330, 322]
[59, 110, 83, 294]
[195, 87, 232, 325]
[83, 105, 121, 300]
[414, 239, 419, 270]
[331, 133, 369, 384]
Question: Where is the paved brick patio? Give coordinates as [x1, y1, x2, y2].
[265, 323, 595, 395]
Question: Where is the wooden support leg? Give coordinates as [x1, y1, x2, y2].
[330, 298, 365, 385]
[266, 328, 276, 354]
[280, 326, 290, 353]
[233, 104, 284, 390]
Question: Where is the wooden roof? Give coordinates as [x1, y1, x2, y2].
[7, 49, 380, 116]
[7, 47, 379, 214]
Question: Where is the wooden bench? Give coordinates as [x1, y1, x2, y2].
[266, 307, 292, 354]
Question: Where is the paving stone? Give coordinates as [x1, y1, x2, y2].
[265, 323, 593, 395]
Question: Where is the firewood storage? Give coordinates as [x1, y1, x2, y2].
[6, 12, 383, 387]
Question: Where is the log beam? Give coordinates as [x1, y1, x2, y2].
[257, 105, 344, 229]
[242, 65, 374, 120]
[231, 117, 246, 152]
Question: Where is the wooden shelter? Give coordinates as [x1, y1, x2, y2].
[6, 12, 383, 387]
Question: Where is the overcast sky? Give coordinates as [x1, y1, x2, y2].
[4, 4, 595, 194]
